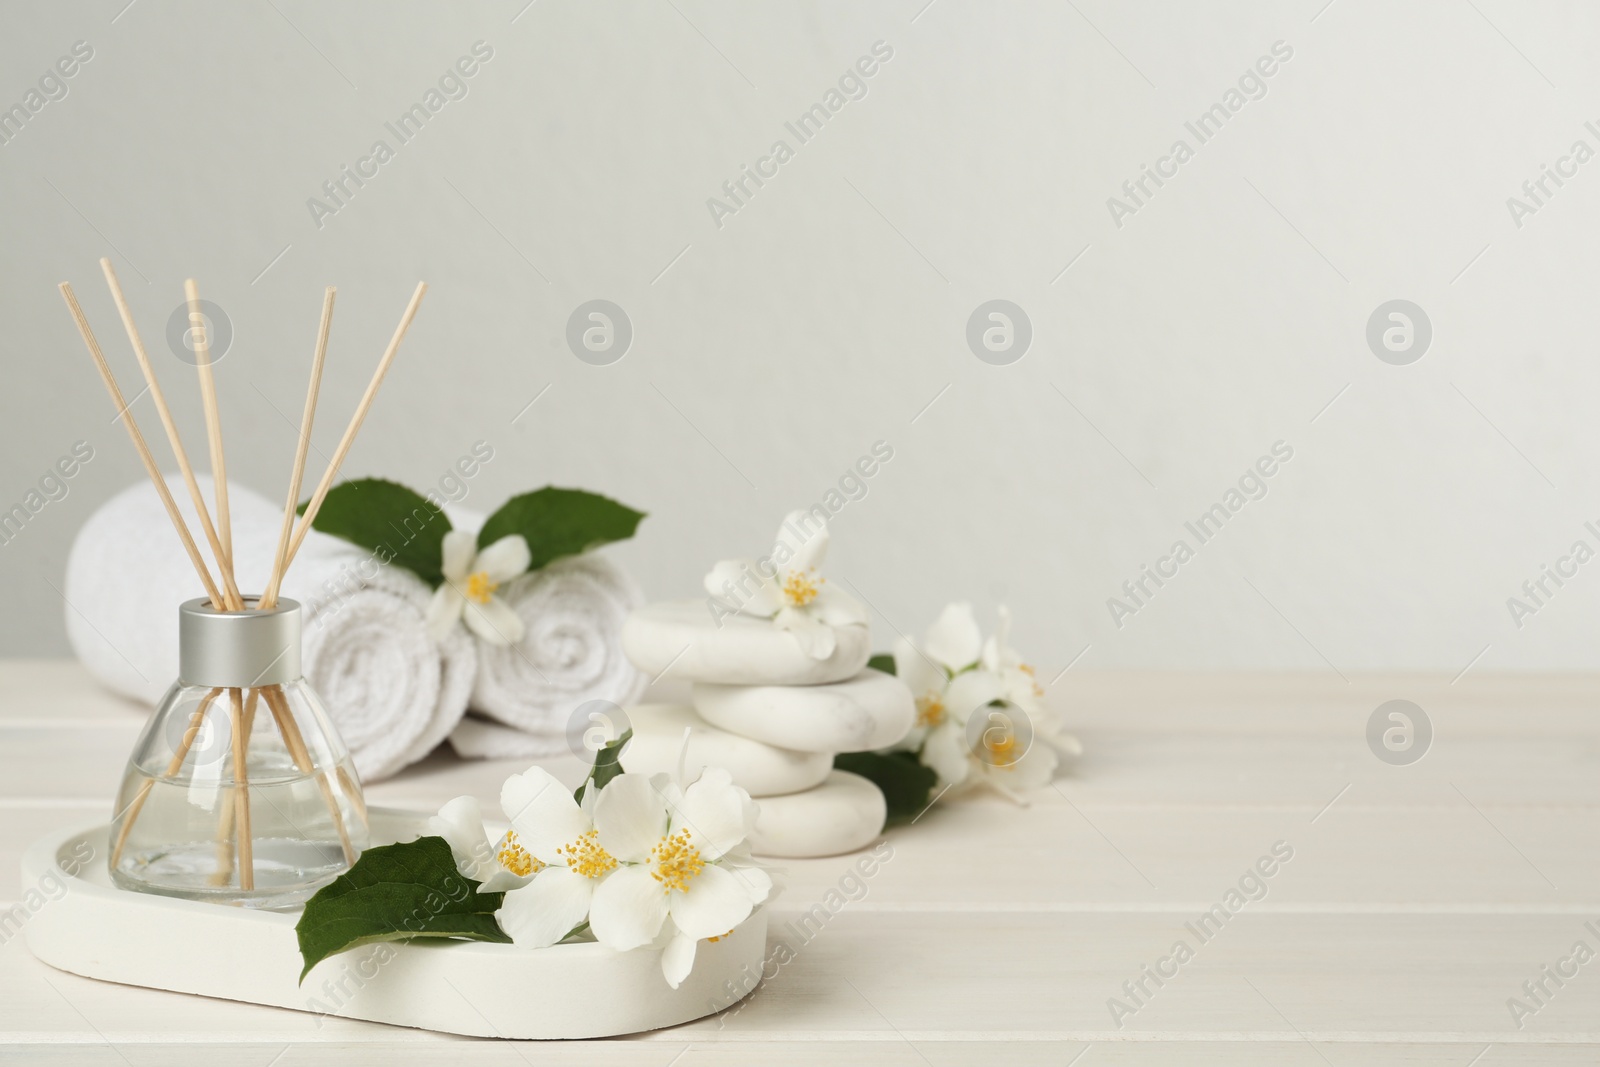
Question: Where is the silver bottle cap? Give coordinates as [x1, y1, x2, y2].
[177, 597, 302, 688]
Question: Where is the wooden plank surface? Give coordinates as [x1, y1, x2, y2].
[1, 661, 1597, 1064]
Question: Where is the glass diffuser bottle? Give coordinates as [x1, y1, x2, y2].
[109, 597, 369, 909]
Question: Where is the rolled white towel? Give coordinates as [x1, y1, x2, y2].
[297, 568, 476, 779]
[449, 549, 646, 759]
[63, 475, 474, 781]
[448, 716, 562, 761]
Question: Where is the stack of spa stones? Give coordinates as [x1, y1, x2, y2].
[619, 600, 913, 858]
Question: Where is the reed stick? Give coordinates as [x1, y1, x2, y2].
[212, 687, 263, 886]
[58, 283, 225, 610]
[99, 260, 243, 610]
[211, 788, 235, 887]
[229, 687, 254, 891]
[336, 765, 368, 827]
[262, 684, 356, 863]
[283, 282, 426, 572]
[260, 287, 335, 611]
[187, 279, 235, 597]
[109, 687, 223, 868]
[242, 686, 262, 736]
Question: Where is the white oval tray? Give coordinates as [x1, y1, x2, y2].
[22, 807, 764, 1039]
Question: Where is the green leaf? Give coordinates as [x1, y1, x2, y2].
[300, 479, 452, 587]
[834, 750, 937, 827]
[477, 487, 644, 571]
[867, 653, 897, 675]
[295, 835, 511, 981]
[573, 728, 632, 805]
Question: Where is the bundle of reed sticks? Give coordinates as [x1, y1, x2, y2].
[59, 260, 426, 891]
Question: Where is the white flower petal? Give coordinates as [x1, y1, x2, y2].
[499, 869, 596, 948]
[997, 741, 1059, 791]
[668, 864, 755, 940]
[1002, 673, 1046, 717]
[704, 557, 781, 617]
[464, 595, 525, 645]
[425, 584, 467, 641]
[968, 703, 1046, 787]
[944, 669, 1005, 724]
[652, 772, 684, 811]
[589, 865, 670, 950]
[977, 776, 1030, 806]
[894, 636, 946, 698]
[477, 864, 535, 894]
[810, 586, 868, 627]
[776, 511, 813, 541]
[725, 863, 773, 905]
[501, 766, 588, 860]
[671, 767, 755, 861]
[718, 841, 759, 864]
[922, 721, 972, 787]
[426, 795, 484, 851]
[779, 514, 829, 576]
[970, 706, 1022, 765]
[440, 529, 477, 582]
[981, 604, 1014, 672]
[476, 533, 532, 582]
[923, 602, 983, 673]
[426, 795, 493, 881]
[1044, 729, 1085, 757]
[661, 929, 697, 989]
[775, 607, 836, 659]
[969, 740, 1057, 803]
[593, 772, 670, 863]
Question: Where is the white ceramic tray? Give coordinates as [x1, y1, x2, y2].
[22, 807, 765, 1039]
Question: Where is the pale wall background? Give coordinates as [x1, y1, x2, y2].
[2, 0, 1598, 677]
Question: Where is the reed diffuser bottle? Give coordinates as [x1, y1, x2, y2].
[109, 597, 369, 909]
[58, 260, 426, 909]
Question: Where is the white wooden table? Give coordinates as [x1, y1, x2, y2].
[2, 661, 1597, 1064]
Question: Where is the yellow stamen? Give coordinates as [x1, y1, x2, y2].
[915, 693, 945, 729]
[556, 828, 617, 879]
[497, 831, 543, 877]
[1018, 662, 1044, 698]
[781, 568, 821, 607]
[984, 727, 1020, 768]
[465, 570, 498, 604]
[649, 829, 706, 894]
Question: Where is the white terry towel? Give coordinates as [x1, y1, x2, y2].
[63, 475, 475, 781]
[446, 522, 646, 759]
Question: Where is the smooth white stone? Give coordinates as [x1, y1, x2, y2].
[692, 669, 915, 754]
[617, 704, 833, 798]
[748, 771, 887, 858]
[621, 600, 869, 686]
